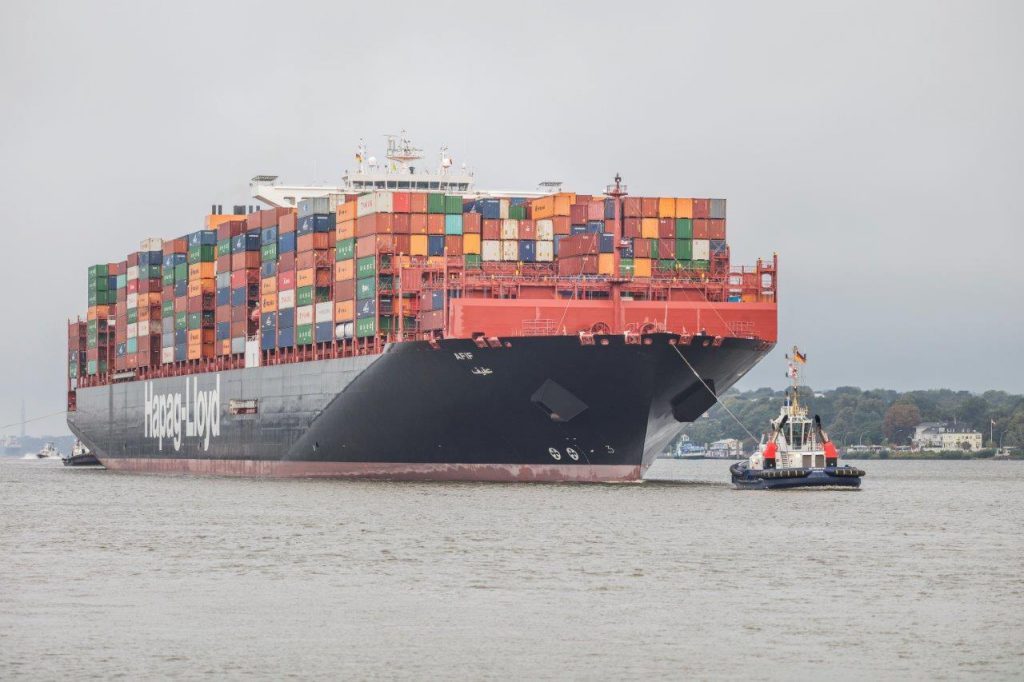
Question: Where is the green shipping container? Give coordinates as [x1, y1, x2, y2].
[175, 312, 187, 331]
[116, 274, 127, 289]
[162, 270, 175, 286]
[676, 259, 693, 270]
[465, 254, 482, 269]
[379, 315, 417, 332]
[87, 291, 97, 307]
[427, 193, 446, 214]
[87, 319, 98, 334]
[508, 204, 526, 220]
[657, 259, 676, 271]
[445, 214, 463, 235]
[127, 337, 138, 354]
[187, 312, 201, 330]
[620, 258, 635, 276]
[378, 275, 393, 293]
[314, 286, 331, 303]
[336, 238, 355, 261]
[88, 264, 109, 280]
[444, 195, 462, 214]
[296, 285, 314, 307]
[296, 324, 314, 346]
[261, 243, 278, 262]
[162, 300, 174, 317]
[127, 308, 138, 324]
[69, 363, 78, 379]
[675, 239, 693, 260]
[217, 239, 231, 257]
[692, 259, 710, 271]
[675, 218, 693, 239]
[91, 276, 109, 292]
[188, 244, 216, 264]
[355, 317, 376, 338]
[356, 256, 376, 279]
[356, 276, 376, 300]
[174, 263, 188, 283]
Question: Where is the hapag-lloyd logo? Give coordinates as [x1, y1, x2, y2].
[144, 375, 221, 451]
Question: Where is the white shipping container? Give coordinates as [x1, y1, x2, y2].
[296, 305, 314, 326]
[126, 292, 138, 309]
[231, 336, 247, 355]
[536, 219, 554, 241]
[216, 272, 231, 289]
[501, 240, 519, 261]
[481, 240, 501, 262]
[137, 320, 150, 337]
[356, 190, 393, 217]
[126, 323, 138, 339]
[315, 301, 333, 323]
[536, 240, 554, 262]
[126, 265, 140, 281]
[278, 289, 296, 310]
[500, 220, 519, 240]
[693, 239, 710, 260]
[499, 198, 510, 220]
[140, 237, 163, 251]
[335, 322, 354, 340]
[161, 347, 174, 364]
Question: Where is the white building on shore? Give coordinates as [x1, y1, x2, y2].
[912, 422, 984, 452]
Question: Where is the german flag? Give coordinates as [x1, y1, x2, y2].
[793, 349, 807, 364]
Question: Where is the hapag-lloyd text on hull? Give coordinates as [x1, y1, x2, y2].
[143, 374, 221, 451]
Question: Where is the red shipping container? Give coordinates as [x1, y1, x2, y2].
[623, 218, 642, 238]
[127, 252, 139, 267]
[518, 220, 536, 240]
[392, 192, 412, 213]
[587, 201, 605, 221]
[659, 239, 675, 259]
[708, 219, 726, 240]
[693, 219, 710, 239]
[395, 234, 410, 254]
[356, 213, 394, 237]
[279, 213, 297, 234]
[445, 235, 463, 256]
[692, 199, 710, 219]
[570, 203, 588, 225]
[463, 212, 481, 234]
[410, 214, 428, 234]
[297, 233, 331, 252]
[658, 218, 675, 239]
[278, 252, 295, 270]
[231, 320, 248, 337]
[296, 251, 315, 270]
[112, 261, 127, 276]
[482, 219, 501, 240]
[246, 211, 263, 230]
[259, 208, 279, 227]
[217, 255, 231, 272]
[392, 213, 411, 234]
[217, 219, 246, 241]
[409, 193, 428, 213]
[552, 216, 571, 235]
[633, 238, 651, 258]
[335, 279, 355, 300]
[231, 252, 260, 271]
[231, 305, 247, 322]
[623, 197, 643, 218]
[557, 255, 598, 275]
[560, 234, 599, 258]
[127, 279, 138, 294]
[229, 270, 250, 288]
[641, 197, 659, 218]
[278, 271, 295, 290]
[174, 296, 187, 313]
[426, 214, 445, 235]
[216, 304, 232, 321]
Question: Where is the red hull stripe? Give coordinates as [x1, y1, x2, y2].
[99, 458, 642, 483]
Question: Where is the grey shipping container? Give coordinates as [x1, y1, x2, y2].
[709, 199, 726, 220]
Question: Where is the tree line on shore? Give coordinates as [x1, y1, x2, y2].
[675, 387, 1024, 449]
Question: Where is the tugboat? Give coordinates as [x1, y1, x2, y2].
[62, 440, 102, 467]
[26, 442, 62, 460]
[730, 348, 865, 490]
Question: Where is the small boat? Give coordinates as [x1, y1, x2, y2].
[25, 442, 62, 459]
[62, 440, 102, 467]
[731, 347, 865, 490]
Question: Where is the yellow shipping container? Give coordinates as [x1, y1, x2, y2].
[335, 260, 354, 281]
[463, 233, 481, 254]
[641, 218, 659, 239]
[260, 293, 277, 313]
[531, 196, 555, 220]
[205, 213, 244, 229]
[598, 253, 615, 275]
[633, 257, 652, 277]
[658, 197, 676, 218]
[675, 198, 693, 219]
[553, 193, 576, 216]
[410, 234, 429, 256]
[335, 300, 354, 321]
[296, 268, 315, 288]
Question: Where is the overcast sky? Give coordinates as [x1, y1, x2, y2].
[1, 0, 1021, 436]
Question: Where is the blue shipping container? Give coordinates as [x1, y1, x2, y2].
[174, 344, 187, 362]
[710, 240, 728, 254]
[519, 240, 536, 262]
[230, 287, 246, 307]
[174, 330, 187, 345]
[570, 225, 587, 235]
[189, 230, 216, 246]
[298, 214, 335, 235]
[586, 221, 604, 234]
[260, 329, 276, 349]
[428, 235, 446, 257]
[261, 226, 278, 245]
[174, 281, 187, 297]
[315, 322, 334, 342]
[278, 232, 296, 253]
[216, 287, 230, 306]
[356, 298, 376, 319]
[478, 199, 500, 219]
[277, 308, 295, 329]
[276, 327, 295, 348]
[604, 198, 617, 220]
[216, 322, 231, 341]
[261, 312, 276, 331]
[260, 261, 277, 278]
[163, 253, 186, 268]
[599, 234, 614, 253]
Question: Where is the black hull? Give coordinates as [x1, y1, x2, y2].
[68, 334, 772, 482]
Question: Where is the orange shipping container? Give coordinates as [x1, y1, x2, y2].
[187, 279, 214, 297]
[231, 251, 260, 271]
[187, 329, 215, 345]
[410, 234, 428, 256]
[426, 214, 445, 234]
[337, 219, 355, 241]
[260, 293, 277, 313]
[553, 193, 576, 216]
[334, 300, 354, 321]
[205, 213, 245, 229]
[297, 233, 331, 252]
[335, 260, 354, 281]
[296, 268, 315, 288]
[463, 233, 481, 254]
[674, 198, 693, 219]
[633, 257, 652, 277]
[658, 198, 676, 218]
[409, 192, 428, 213]
[410, 214, 428, 234]
[640, 218, 660, 239]
[531, 196, 555, 220]
[187, 342, 215, 361]
[597, 253, 615, 275]
[337, 201, 357, 223]
[260, 277, 277, 295]
[189, 262, 214, 280]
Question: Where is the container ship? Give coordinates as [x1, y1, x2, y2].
[66, 134, 778, 482]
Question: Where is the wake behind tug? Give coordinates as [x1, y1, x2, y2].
[730, 347, 865, 490]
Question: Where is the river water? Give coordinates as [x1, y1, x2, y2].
[1, 458, 1021, 680]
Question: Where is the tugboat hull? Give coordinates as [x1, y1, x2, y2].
[730, 462, 863, 490]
